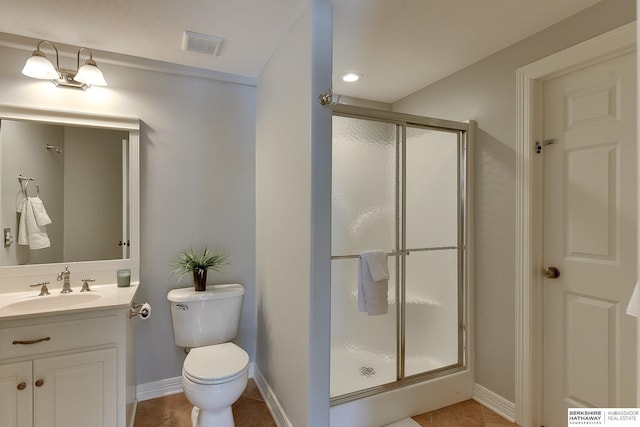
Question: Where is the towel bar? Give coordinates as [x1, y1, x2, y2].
[330, 246, 460, 260]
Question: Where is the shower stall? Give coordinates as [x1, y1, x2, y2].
[330, 105, 473, 416]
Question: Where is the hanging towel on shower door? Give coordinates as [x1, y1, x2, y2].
[358, 250, 389, 315]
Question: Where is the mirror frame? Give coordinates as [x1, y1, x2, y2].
[0, 104, 139, 287]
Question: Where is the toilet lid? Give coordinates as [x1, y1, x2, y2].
[183, 343, 249, 384]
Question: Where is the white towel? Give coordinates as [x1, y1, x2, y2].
[627, 281, 640, 318]
[358, 250, 389, 315]
[29, 196, 52, 227]
[17, 197, 51, 250]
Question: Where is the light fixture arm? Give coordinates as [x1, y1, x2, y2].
[35, 40, 60, 74]
[76, 47, 95, 69]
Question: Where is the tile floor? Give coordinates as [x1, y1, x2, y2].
[134, 380, 275, 427]
[134, 380, 518, 427]
[410, 399, 519, 426]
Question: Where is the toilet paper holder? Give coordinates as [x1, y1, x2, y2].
[129, 302, 150, 319]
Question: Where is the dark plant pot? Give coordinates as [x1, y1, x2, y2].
[193, 269, 207, 292]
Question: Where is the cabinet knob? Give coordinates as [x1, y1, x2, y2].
[35, 379, 44, 387]
[17, 382, 26, 390]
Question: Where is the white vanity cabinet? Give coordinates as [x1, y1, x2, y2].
[0, 307, 135, 427]
[0, 360, 31, 427]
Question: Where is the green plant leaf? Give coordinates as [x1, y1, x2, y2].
[170, 245, 229, 284]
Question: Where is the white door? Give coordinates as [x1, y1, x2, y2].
[542, 51, 637, 426]
[34, 348, 117, 427]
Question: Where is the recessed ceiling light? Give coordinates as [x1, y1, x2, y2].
[340, 73, 361, 83]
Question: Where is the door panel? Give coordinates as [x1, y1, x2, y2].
[543, 51, 637, 426]
[565, 143, 618, 260]
[0, 361, 32, 427]
[34, 349, 117, 427]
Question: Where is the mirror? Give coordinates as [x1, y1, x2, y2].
[1, 120, 128, 265]
[0, 105, 139, 272]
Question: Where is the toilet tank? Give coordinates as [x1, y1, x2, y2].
[167, 284, 245, 348]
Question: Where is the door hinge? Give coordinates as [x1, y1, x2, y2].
[535, 139, 556, 154]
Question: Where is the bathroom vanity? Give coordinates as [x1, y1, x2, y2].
[0, 105, 141, 427]
[0, 283, 139, 427]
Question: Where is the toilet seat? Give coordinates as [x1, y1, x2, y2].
[183, 342, 249, 385]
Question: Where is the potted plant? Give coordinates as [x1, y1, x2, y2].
[171, 246, 229, 291]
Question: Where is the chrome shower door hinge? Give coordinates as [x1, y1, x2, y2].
[318, 89, 332, 106]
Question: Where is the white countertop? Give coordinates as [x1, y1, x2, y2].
[0, 282, 139, 321]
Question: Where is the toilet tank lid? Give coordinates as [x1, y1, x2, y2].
[167, 284, 244, 302]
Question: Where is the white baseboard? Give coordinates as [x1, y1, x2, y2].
[136, 376, 183, 401]
[472, 383, 516, 422]
[136, 362, 255, 402]
[252, 366, 292, 427]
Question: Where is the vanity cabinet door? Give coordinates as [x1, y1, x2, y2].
[33, 348, 117, 427]
[0, 361, 32, 427]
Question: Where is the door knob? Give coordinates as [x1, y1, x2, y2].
[17, 382, 26, 390]
[543, 266, 560, 279]
[35, 379, 44, 387]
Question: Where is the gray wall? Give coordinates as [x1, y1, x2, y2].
[0, 41, 257, 386]
[255, 0, 332, 425]
[392, 0, 636, 402]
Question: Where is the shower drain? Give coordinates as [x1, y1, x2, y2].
[359, 366, 376, 377]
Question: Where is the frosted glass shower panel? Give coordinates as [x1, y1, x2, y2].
[405, 127, 459, 248]
[330, 257, 398, 397]
[404, 250, 460, 377]
[332, 116, 396, 256]
[331, 115, 398, 398]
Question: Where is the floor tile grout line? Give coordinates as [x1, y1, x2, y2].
[481, 404, 486, 426]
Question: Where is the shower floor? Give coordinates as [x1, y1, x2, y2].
[330, 343, 443, 398]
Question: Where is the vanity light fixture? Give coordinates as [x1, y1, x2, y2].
[22, 40, 107, 90]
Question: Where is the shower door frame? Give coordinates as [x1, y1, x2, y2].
[330, 104, 474, 405]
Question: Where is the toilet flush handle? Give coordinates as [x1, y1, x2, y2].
[176, 304, 189, 310]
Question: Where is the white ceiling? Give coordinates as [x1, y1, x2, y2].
[0, 0, 603, 103]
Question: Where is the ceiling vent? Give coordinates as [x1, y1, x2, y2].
[182, 31, 223, 56]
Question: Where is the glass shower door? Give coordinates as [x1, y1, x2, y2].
[330, 115, 398, 397]
[403, 126, 462, 377]
[330, 108, 468, 403]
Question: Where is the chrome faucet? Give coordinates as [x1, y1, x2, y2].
[57, 265, 72, 293]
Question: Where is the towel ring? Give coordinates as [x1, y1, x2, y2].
[21, 180, 31, 197]
[19, 179, 39, 198]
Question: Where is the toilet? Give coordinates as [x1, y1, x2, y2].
[167, 284, 249, 427]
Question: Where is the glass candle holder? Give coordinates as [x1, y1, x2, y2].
[117, 269, 131, 287]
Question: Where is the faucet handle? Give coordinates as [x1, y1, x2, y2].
[57, 265, 70, 281]
[81, 278, 95, 292]
[30, 281, 50, 296]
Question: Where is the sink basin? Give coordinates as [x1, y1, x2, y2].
[4, 293, 101, 312]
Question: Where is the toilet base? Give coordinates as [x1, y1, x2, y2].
[191, 405, 235, 427]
